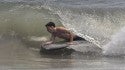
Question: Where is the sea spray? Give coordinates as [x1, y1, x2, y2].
[103, 27, 125, 56]
[46, 6, 125, 55]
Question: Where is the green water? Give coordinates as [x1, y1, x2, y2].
[0, 2, 62, 39]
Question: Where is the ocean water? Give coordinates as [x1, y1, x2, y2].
[0, 0, 125, 70]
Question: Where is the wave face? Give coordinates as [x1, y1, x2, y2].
[0, 1, 61, 38]
[0, 0, 125, 55]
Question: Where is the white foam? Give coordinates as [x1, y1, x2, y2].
[29, 36, 48, 42]
[103, 27, 125, 56]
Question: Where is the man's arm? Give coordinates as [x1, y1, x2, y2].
[63, 28, 76, 45]
[50, 34, 56, 43]
[69, 31, 73, 42]
[59, 27, 74, 42]
[45, 34, 56, 45]
[60, 27, 74, 44]
[57, 27, 76, 45]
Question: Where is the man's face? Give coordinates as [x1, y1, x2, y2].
[46, 26, 55, 33]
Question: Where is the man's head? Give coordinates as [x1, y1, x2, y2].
[45, 22, 56, 33]
[45, 22, 55, 27]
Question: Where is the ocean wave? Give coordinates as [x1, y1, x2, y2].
[0, 0, 125, 56]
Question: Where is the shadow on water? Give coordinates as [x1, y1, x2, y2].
[39, 47, 75, 59]
[39, 46, 103, 59]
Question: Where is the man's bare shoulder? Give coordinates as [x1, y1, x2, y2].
[56, 27, 71, 33]
[56, 27, 68, 30]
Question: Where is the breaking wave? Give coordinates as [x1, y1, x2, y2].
[1, 0, 125, 56]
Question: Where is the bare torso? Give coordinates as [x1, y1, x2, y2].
[53, 27, 76, 40]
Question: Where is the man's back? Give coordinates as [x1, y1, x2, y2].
[53, 27, 76, 40]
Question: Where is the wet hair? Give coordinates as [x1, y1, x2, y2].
[45, 22, 55, 27]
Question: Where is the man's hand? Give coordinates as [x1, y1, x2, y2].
[45, 41, 53, 45]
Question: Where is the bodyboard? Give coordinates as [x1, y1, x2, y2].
[41, 41, 102, 51]
[41, 43, 69, 50]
